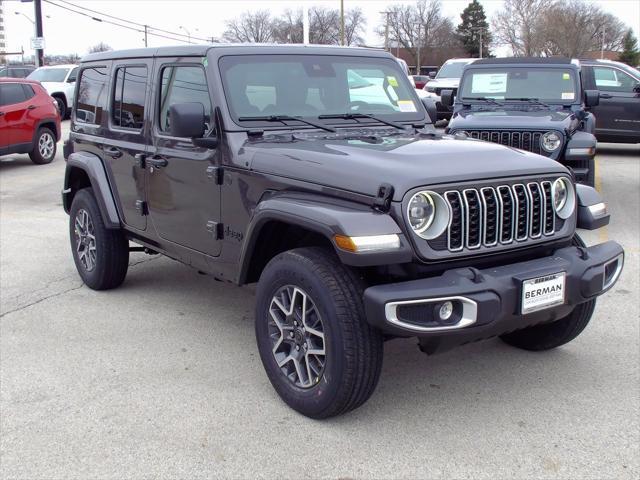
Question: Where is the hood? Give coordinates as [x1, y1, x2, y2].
[238, 129, 568, 201]
[426, 78, 460, 89]
[450, 108, 576, 131]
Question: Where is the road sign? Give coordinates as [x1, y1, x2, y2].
[31, 37, 45, 50]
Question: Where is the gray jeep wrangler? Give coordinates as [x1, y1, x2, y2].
[62, 45, 623, 418]
[444, 58, 600, 186]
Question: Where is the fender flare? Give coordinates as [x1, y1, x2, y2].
[565, 131, 597, 160]
[576, 183, 609, 230]
[63, 151, 121, 229]
[237, 192, 413, 284]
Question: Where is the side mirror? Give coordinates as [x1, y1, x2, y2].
[440, 89, 454, 108]
[428, 71, 436, 78]
[169, 102, 218, 148]
[584, 89, 600, 107]
[634, 83, 640, 94]
[421, 97, 437, 124]
[67, 78, 76, 83]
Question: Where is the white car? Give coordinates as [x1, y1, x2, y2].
[27, 64, 78, 119]
[423, 58, 477, 121]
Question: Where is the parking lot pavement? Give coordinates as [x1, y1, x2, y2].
[1, 123, 639, 479]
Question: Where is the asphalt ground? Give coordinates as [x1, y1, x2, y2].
[1, 122, 639, 479]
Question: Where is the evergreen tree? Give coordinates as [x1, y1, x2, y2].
[456, 0, 492, 58]
[618, 29, 639, 67]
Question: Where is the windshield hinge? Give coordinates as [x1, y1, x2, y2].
[206, 166, 224, 185]
[373, 183, 394, 212]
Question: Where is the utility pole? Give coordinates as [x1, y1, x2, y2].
[381, 11, 391, 52]
[303, 4, 309, 44]
[472, 26, 484, 59]
[34, 0, 44, 67]
[415, 23, 421, 75]
[340, 0, 345, 46]
[601, 25, 605, 59]
[144, 25, 148, 47]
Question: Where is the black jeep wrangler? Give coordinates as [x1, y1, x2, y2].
[62, 45, 623, 419]
[444, 58, 600, 186]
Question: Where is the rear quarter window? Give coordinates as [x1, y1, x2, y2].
[0, 83, 27, 106]
[76, 66, 109, 125]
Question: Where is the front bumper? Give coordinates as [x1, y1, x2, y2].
[364, 241, 623, 352]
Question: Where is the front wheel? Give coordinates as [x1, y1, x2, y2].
[29, 127, 56, 164]
[255, 247, 383, 419]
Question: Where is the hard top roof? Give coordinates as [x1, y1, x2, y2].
[471, 57, 576, 66]
[81, 43, 388, 63]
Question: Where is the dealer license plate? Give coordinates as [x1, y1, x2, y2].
[521, 272, 566, 314]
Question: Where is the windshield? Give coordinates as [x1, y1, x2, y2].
[219, 54, 423, 126]
[459, 67, 578, 102]
[28, 67, 70, 82]
[436, 61, 471, 79]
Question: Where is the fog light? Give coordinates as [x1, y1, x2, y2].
[438, 301, 454, 321]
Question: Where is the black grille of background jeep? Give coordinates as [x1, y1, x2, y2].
[432, 181, 557, 252]
[460, 130, 556, 157]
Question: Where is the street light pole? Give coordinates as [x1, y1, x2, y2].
[144, 25, 148, 47]
[340, 0, 345, 46]
[34, 0, 44, 67]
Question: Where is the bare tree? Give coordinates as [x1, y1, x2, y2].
[308, 7, 340, 44]
[88, 42, 113, 54]
[273, 9, 304, 44]
[492, 0, 554, 56]
[344, 7, 367, 46]
[223, 10, 275, 43]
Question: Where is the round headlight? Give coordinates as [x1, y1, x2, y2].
[552, 178, 575, 219]
[407, 191, 450, 240]
[541, 131, 562, 152]
[408, 192, 435, 233]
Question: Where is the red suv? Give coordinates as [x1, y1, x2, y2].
[0, 78, 61, 164]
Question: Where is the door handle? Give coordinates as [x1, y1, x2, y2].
[27, 105, 37, 110]
[102, 146, 123, 158]
[599, 93, 613, 99]
[149, 156, 168, 168]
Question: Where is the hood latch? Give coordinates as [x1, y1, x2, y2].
[373, 183, 394, 212]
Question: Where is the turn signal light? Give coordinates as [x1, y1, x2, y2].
[334, 234, 400, 253]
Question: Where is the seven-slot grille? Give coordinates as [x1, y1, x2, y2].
[443, 181, 555, 252]
[462, 130, 555, 156]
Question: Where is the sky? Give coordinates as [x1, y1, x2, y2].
[3, 0, 640, 58]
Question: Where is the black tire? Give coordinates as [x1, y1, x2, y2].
[69, 188, 129, 290]
[255, 247, 383, 419]
[53, 95, 67, 119]
[29, 127, 57, 164]
[500, 234, 596, 351]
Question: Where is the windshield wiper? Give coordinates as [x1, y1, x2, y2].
[317, 113, 407, 130]
[238, 115, 336, 133]
[504, 97, 550, 107]
[462, 97, 504, 106]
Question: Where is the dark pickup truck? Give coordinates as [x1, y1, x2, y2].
[62, 45, 623, 418]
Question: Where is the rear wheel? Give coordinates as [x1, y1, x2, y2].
[69, 188, 129, 290]
[53, 95, 67, 119]
[500, 234, 596, 350]
[255, 247, 383, 419]
[29, 127, 56, 164]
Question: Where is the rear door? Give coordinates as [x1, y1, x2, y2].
[102, 60, 153, 231]
[585, 64, 640, 139]
[147, 59, 222, 256]
[0, 82, 32, 148]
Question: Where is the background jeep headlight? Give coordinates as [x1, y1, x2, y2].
[407, 191, 450, 239]
[541, 131, 562, 152]
[552, 178, 575, 219]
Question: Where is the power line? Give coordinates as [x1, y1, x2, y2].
[42, 0, 211, 45]
[56, 0, 211, 42]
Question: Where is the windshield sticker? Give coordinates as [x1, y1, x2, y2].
[561, 92, 575, 100]
[387, 76, 399, 87]
[397, 100, 417, 112]
[472, 73, 508, 93]
[562, 73, 570, 80]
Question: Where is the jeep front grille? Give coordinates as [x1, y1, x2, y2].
[462, 130, 555, 156]
[443, 181, 555, 252]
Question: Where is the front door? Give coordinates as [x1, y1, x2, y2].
[586, 65, 640, 140]
[147, 61, 222, 257]
[102, 61, 152, 231]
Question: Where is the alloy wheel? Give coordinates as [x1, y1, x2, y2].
[38, 132, 55, 160]
[74, 208, 97, 272]
[268, 285, 326, 388]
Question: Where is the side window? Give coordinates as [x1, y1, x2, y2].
[594, 67, 637, 93]
[158, 65, 212, 134]
[0, 83, 27, 106]
[67, 67, 79, 83]
[112, 66, 147, 130]
[21, 84, 35, 100]
[76, 66, 109, 125]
